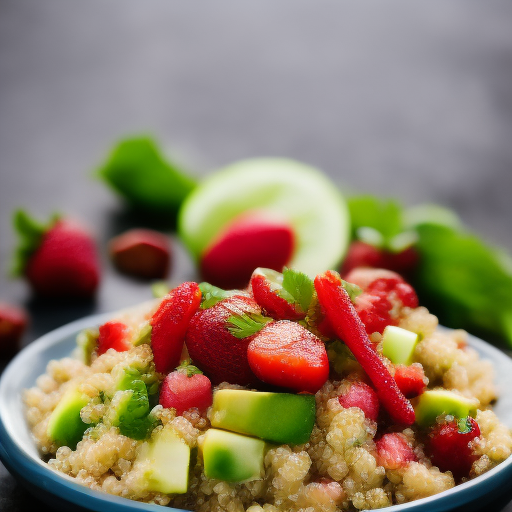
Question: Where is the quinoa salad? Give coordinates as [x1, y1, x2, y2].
[24, 267, 512, 512]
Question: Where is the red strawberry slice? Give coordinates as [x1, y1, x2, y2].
[394, 364, 427, 398]
[159, 363, 212, 415]
[354, 292, 396, 336]
[341, 241, 419, 277]
[0, 303, 28, 356]
[200, 213, 295, 290]
[428, 417, 480, 480]
[338, 381, 380, 421]
[185, 295, 261, 385]
[97, 321, 130, 355]
[314, 270, 415, 425]
[13, 211, 100, 298]
[376, 433, 417, 470]
[247, 320, 329, 393]
[109, 229, 171, 279]
[150, 282, 202, 374]
[250, 268, 305, 320]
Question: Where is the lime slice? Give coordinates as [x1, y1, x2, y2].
[178, 158, 350, 278]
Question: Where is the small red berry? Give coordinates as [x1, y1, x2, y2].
[338, 381, 380, 421]
[428, 417, 480, 480]
[376, 433, 417, 470]
[394, 364, 427, 398]
[0, 303, 28, 356]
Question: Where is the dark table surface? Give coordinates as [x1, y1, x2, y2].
[1, 1, 512, 511]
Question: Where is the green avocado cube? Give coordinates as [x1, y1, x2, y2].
[211, 390, 316, 445]
[382, 326, 419, 365]
[201, 428, 265, 483]
[414, 389, 479, 427]
[47, 386, 90, 449]
[143, 427, 190, 494]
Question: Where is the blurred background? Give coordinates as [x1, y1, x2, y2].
[1, 1, 512, 510]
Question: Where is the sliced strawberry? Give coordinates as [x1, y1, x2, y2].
[185, 295, 262, 385]
[354, 292, 396, 336]
[247, 320, 329, 393]
[367, 278, 419, 309]
[314, 270, 415, 425]
[428, 417, 480, 480]
[200, 213, 295, 290]
[338, 381, 380, 421]
[150, 282, 202, 374]
[0, 303, 28, 356]
[376, 433, 417, 470]
[109, 229, 170, 279]
[394, 364, 427, 398]
[159, 363, 212, 415]
[250, 267, 309, 320]
[97, 321, 130, 355]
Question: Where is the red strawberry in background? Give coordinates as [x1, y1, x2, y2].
[0, 303, 28, 356]
[159, 361, 212, 415]
[200, 213, 295, 290]
[12, 210, 100, 298]
[185, 295, 264, 386]
[109, 228, 171, 279]
[428, 417, 480, 480]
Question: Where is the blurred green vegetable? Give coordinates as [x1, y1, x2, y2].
[347, 196, 512, 347]
[97, 137, 196, 214]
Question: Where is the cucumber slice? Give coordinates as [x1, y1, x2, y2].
[382, 326, 419, 365]
[178, 158, 350, 278]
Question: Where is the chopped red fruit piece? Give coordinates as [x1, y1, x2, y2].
[150, 282, 202, 374]
[185, 295, 261, 385]
[159, 364, 212, 415]
[109, 229, 171, 279]
[376, 433, 417, 470]
[250, 268, 305, 320]
[0, 303, 28, 356]
[394, 364, 427, 398]
[314, 270, 415, 425]
[354, 291, 396, 336]
[341, 241, 419, 277]
[97, 321, 130, 355]
[428, 417, 480, 480]
[200, 213, 295, 290]
[344, 268, 403, 291]
[13, 211, 100, 298]
[247, 320, 329, 393]
[338, 381, 380, 421]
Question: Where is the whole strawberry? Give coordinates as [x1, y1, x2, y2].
[185, 295, 264, 386]
[12, 210, 100, 298]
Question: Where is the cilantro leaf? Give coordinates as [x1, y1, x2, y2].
[279, 268, 314, 312]
[227, 312, 272, 339]
[199, 282, 240, 309]
[97, 137, 196, 214]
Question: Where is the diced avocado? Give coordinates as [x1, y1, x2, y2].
[201, 428, 265, 483]
[47, 386, 90, 448]
[143, 427, 190, 494]
[413, 389, 479, 427]
[75, 328, 99, 365]
[211, 390, 315, 445]
[382, 326, 419, 365]
[132, 324, 152, 346]
[106, 379, 156, 440]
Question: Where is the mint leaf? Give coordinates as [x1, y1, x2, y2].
[177, 360, 203, 377]
[341, 280, 362, 302]
[227, 312, 272, 339]
[97, 137, 196, 214]
[279, 268, 314, 312]
[199, 282, 239, 309]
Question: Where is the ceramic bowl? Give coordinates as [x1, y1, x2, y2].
[0, 313, 511, 512]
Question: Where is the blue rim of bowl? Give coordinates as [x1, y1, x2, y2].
[0, 313, 511, 512]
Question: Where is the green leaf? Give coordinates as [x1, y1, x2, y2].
[341, 279, 362, 302]
[279, 267, 314, 312]
[11, 210, 56, 276]
[457, 417, 472, 434]
[97, 137, 197, 214]
[227, 312, 273, 339]
[199, 282, 239, 309]
[348, 196, 404, 245]
[177, 360, 203, 377]
[412, 223, 512, 346]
